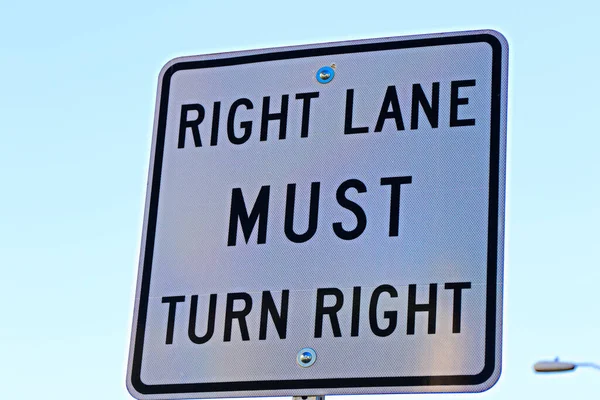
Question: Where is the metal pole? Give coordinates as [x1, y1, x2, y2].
[293, 396, 325, 400]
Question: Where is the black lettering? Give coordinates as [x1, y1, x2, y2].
[223, 292, 252, 341]
[411, 83, 439, 129]
[444, 282, 472, 333]
[227, 98, 253, 144]
[407, 284, 437, 335]
[380, 176, 412, 237]
[369, 284, 398, 337]
[210, 101, 221, 146]
[450, 80, 476, 127]
[227, 186, 270, 246]
[333, 179, 367, 240]
[374, 86, 404, 132]
[162, 295, 185, 344]
[295, 92, 319, 138]
[284, 182, 320, 243]
[351, 286, 361, 337]
[259, 290, 290, 340]
[178, 104, 204, 148]
[344, 89, 369, 134]
[314, 288, 343, 338]
[260, 95, 289, 141]
[188, 294, 217, 344]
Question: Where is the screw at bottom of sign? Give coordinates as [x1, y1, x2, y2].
[297, 348, 317, 367]
[300, 352, 312, 363]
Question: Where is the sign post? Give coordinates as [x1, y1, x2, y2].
[127, 30, 508, 399]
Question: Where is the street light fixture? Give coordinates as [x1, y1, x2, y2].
[534, 357, 600, 373]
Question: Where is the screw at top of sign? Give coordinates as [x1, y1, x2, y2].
[316, 66, 335, 84]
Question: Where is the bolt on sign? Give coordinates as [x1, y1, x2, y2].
[127, 30, 508, 399]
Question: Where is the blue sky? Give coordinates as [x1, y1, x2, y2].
[1, 0, 599, 399]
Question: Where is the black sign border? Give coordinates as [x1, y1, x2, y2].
[130, 32, 504, 396]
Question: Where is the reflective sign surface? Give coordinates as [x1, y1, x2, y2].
[127, 30, 508, 399]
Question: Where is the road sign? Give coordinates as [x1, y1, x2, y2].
[127, 30, 508, 399]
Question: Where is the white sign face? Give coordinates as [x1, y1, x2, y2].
[127, 30, 508, 399]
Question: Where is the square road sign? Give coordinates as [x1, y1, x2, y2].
[127, 30, 508, 399]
